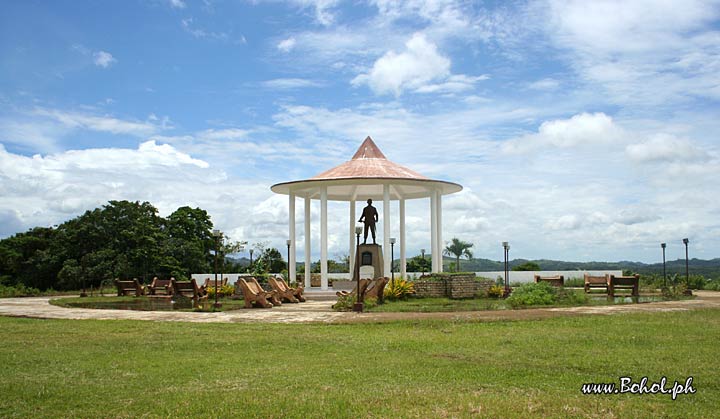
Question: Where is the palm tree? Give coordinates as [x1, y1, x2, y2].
[443, 238, 474, 272]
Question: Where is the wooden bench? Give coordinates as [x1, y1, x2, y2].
[584, 274, 609, 293]
[168, 278, 204, 303]
[534, 275, 564, 287]
[336, 279, 371, 298]
[269, 277, 305, 303]
[147, 277, 172, 295]
[364, 277, 389, 303]
[251, 277, 282, 306]
[236, 278, 274, 308]
[609, 274, 640, 297]
[114, 278, 144, 297]
[201, 277, 228, 296]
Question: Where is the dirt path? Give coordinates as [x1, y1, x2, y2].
[1, 291, 719, 324]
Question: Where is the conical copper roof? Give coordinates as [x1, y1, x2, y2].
[271, 136, 462, 201]
[311, 137, 429, 181]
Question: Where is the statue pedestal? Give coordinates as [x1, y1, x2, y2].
[352, 244, 384, 282]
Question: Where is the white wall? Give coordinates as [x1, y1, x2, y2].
[193, 270, 624, 286]
[467, 270, 624, 284]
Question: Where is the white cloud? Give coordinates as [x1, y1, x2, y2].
[197, 128, 249, 141]
[0, 208, 24, 237]
[352, 33, 451, 95]
[32, 108, 159, 137]
[415, 74, 489, 94]
[181, 18, 229, 40]
[93, 51, 116, 68]
[625, 134, 710, 163]
[502, 112, 625, 153]
[546, 0, 715, 55]
[0, 119, 65, 153]
[277, 37, 297, 52]
[261, 78, 322, 89]
[544, 214, 582, 231]
[289, 0, 338, 26]
[615, 208, 660, 226]
[528, 78, 560, 90]
[544, 0, 720, 104]
[0, 141, 281, 242]
[169, 0, 186, 9]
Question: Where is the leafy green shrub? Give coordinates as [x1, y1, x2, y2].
[204, 284, 234, 298]
[512, 261, 541, 271]
[384, 279, 415, 300]
[705, 280, 720, 291]
[419, 272, 475, 281]
[563, 277, 585, 287]
[332, 295, 377, 311]
[662, 282, 688, 299]
[557, 288, 589, 305]
[0, 284, 42, 298]
[506, 282, 557, 308]
[687, 274, 707, 290]
[486, 285, 504, 299]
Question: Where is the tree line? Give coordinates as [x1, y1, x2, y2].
[0, 201, 219, 291]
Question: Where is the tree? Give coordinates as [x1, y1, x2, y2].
[443, 238, 474, 272]
[164, 206, 214, 279]
[257, 247, 284, 273]
[406, 254, 431, 273]
[512, 261, 541, 271]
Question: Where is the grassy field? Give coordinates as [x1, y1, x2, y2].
[367, 294, 676, 313]
[50, 296, 248, 312]
[1, 310, 718, 418]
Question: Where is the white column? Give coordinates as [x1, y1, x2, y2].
[304, 197, 311, 288]
[320, 186, 328, 290]
[437, 191, 443, 273]
[400, 198, 406, 279]
[289, 193, 296, 283]
[383, 184, 391, 277]
[430, 191, 438, 272]
[349, 200, 355, 275]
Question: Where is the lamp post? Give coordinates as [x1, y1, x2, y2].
[249, 248, 254, 271]
[355, 225, 362, 247]
[286, 239, 291, 275]
[421, 248, 426, 274]
[683, 238, 690, 293]
[502, 242, 510, 297]
[661, 243, 667, 288]
[390, 237, 396, 287]
[212, 229, 222, 309]
[353, 225, 363, 312]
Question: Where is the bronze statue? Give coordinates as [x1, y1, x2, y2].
[358, 199, 378, 244]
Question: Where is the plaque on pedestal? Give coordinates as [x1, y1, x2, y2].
[352, 244, 384, 282]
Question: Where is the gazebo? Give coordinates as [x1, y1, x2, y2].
[271, 137, 462, 289]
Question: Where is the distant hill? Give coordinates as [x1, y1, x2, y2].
[439, 256, 720, 279]
[228, 254, 720, 279]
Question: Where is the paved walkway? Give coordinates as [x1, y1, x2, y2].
[0, 291, 719, 324]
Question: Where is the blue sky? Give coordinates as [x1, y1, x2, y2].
[1, 0, 719, 263]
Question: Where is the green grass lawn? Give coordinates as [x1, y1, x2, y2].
[369, 297, 506, 312]
[50, 296, 248, 312]
[1, 310, 718, 418]
[368, 294, 677, 313]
